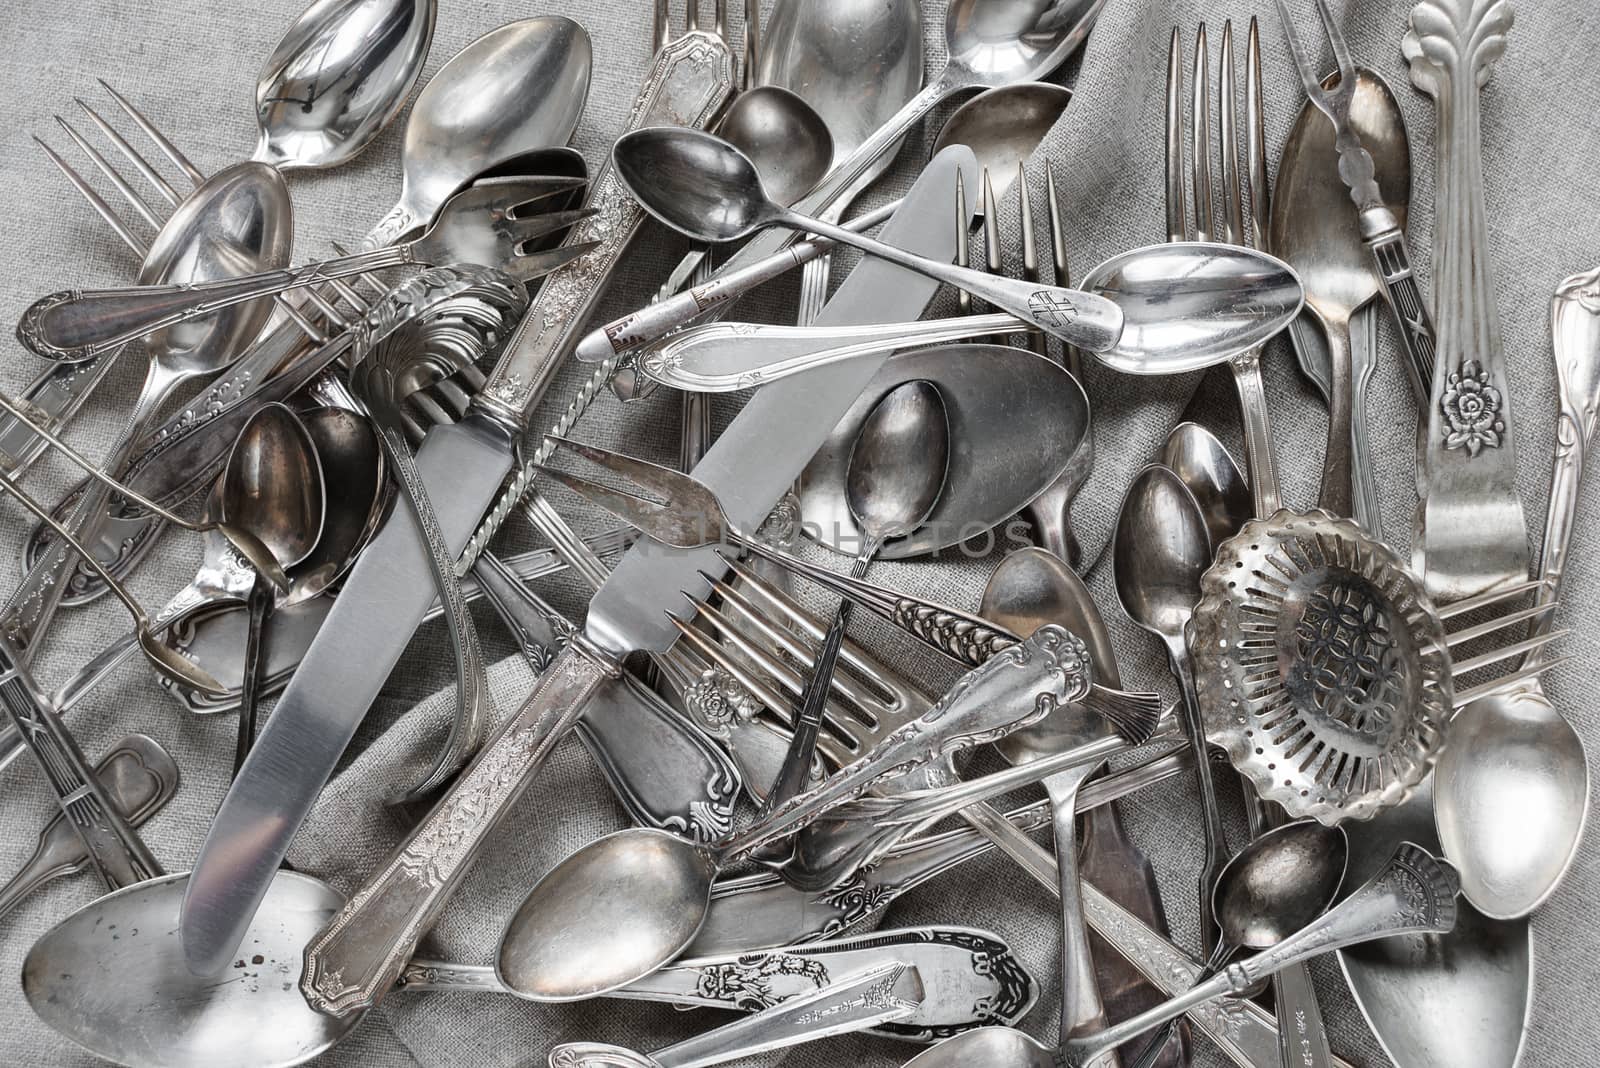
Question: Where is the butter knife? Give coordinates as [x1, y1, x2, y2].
[179, 28, 737, 976]
[295, 148, 976, 1017]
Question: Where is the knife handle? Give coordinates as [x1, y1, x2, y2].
[300, 638, 617, 1017]
[477, 30, 735, 422]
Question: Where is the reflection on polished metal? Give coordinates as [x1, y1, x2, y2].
[899, 843, 1459, 1068]
[360, 15, 593, 248]
[930, 83, 1073, 204]
[611, 126, 1125, 352]
[253, 0, 435, 170]
[1434, 266, 1597, 919]
[19, 176, 596, 361]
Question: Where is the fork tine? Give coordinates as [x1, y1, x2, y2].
[482, 173, 590, 207]
[1454, 658, 1573, 706]
[686, 0, 699, 33]
[742, 0, 760, 90]
[1191, 24, 1215, 241]
[1017, 163, 1045, 357]
[654, 0, 671, 51]
[1311, 0, 1356, 81]
[714, 0, 727, 42]
[53, 115, 165, 229]
[34, 135, 144, 256]
[1274, 1, 1331, 102]
[505, 240, 602, 282]
[1451, 631, 1569, 680]
[532, 463, 697, 545]
[1434, 578, 1549, 620]
[954, 172, 972, 316]
[1045, 159, 1082, 377]
[1246, 17, 1269, 251]
[668, 613, 800, 724]
[1442, 601, 1558, 648]
[98, 79, 204, 185]
[74, 99, 182, 207]
[1218, 21, 1245, 245]
[1165, 28, 1187, 243]
[510, 206, 600, 244]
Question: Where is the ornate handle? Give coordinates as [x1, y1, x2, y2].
[0, 734, 177, 919]
[1229, 350, 1284, 515]
[476, 30, 735, 420]
[300, 638, 616, 1017]
[1315, 320, 1356, 517]
[1365, 226, 1437, 406]
[1532, 265, 1600, 655]
[17, 246, 410, 362]
[764, 594, 857, 810]
[1347, 308, 1384, 539]
[0, 647, 164, 890]
[574, 200, 902, 363]
[0, 358, 122, 475]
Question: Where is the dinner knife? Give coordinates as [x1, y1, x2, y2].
[296, 147, 977, 1017]
[179, 29, 738, 976]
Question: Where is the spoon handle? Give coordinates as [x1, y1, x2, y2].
[1533, 266, 1600, 653]
[18, 245, 413, 362]
[785, 212, 1126, 354]
[1229, 349, 1284, 515]
[1060, 844, 1459, 1066]
[476, 31, 735, 422]
[300, 638, 617, 1018]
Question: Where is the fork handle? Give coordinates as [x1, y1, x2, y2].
[1364, 222, 1436, 406]
[17, 246, 411, 362]
[476, 30, 735, 423]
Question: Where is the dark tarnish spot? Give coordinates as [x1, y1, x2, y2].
[234, 960, 247, 969]
[252, 955, 265, 965]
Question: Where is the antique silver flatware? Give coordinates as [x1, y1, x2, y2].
[0, 734, 177, 919]
[252, 0, 434, 171]
[1433, 265, 1596, 918]
[900, 843, 1459, 1067]
[196, 150, 966, 1000]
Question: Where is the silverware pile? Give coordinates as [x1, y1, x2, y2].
[0, 0, 1590, 1065]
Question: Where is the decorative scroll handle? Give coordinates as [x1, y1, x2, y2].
[476, 30, 736, 421]
[0, 359, 122, 475]
[300, 638, 617, 1018]
[16, 245, 412, 362]
[1531, 266, 1600, 660]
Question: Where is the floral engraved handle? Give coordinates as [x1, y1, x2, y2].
[361, 202, 421, 252]
[478, 30, 735, 421]
[891, 601, 1020, 668]
[300, 639, 617, 1017]
[1403, 0, 1528, 602]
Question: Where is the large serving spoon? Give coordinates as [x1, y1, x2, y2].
[759, 0, 923, 323]
[764, 381, 948, 808]
[360, 14, 592, 248]
[896, 842, 1456, 1068]
[1433, 267, 1597, 919]
[221, 403, 325, 774]
[1114, 464, 1230, 946]
[930, 82, 1072, 203]
[253, 0, 435, 171]
[495, 626, 1147, 1002]
[610, 126, 1125, 352]
[1126, 821, 1348, 1068]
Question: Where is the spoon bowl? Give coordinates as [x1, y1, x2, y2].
[363, 15, 592, 247]
[1114, 466, 1212, 638]
[141, 161, 294, 372]
[1214, 820, 1349, 950]
[1434, 689, 1589, 919]
[496, 828, 714, 1002]
[845, 379, 948, 545]
[254, 0, 436, 171]
[1082, 241, 1304, 372]
[221, 403, 325, 573]
[715, 86, 833, 208]
[943, 0, 1106, 90]
[286, 405, 386, 603]
[1160, 421, 1251, 548]
[931, 82, 1072, 201]
[23, 870, 355, 1068]
[615, 127, 774, 243]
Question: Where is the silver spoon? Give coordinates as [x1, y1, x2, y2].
[610, 126, 1126, 352]
[221, 403, 325, 775]
[1114, 463, 1230, 946]
[897, 842, 1457, 1068]
[759, 0, 923, 324]
[1125, 820, 1349, 1068]
[631, 239, 1304, 388]
[764, 380, 948, 808]
[1158, 421, 1250, 551]
[253, 0, 435, 171]
[360, 14, 593, 249]
[1433, 267, 1597, 919]
[495, 626, 1130, 1002]
[930, 82, 1072, 204]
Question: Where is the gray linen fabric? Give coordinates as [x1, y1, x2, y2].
[0, 0, 1597, 1065]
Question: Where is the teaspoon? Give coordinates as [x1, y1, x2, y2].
[610, 126, 1126, 351]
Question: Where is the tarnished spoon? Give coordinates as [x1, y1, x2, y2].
[930, 82, 1072, 204]
[253, 0, 435, 171]
[1159, 421, 1250, 549]
[221, 403, 325, 774]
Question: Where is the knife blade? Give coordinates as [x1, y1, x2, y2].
[179, 31, 738, 975]
[295, 148, 978, 1017]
